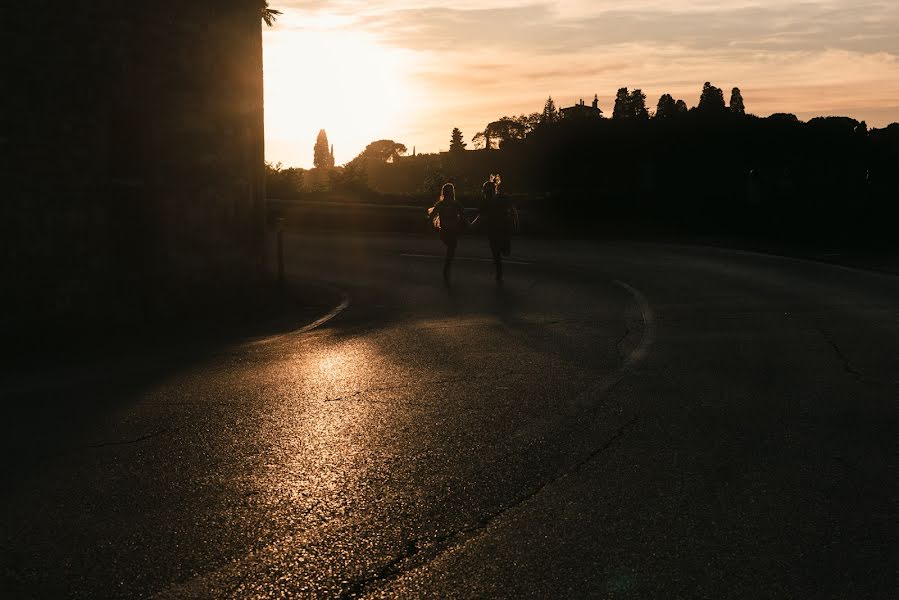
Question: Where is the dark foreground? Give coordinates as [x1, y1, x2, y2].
[2, 235, 897, 598]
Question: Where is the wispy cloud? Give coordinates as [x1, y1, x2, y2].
[354, 2, 899, 55]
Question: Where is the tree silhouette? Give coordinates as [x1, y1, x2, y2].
[515, 113, 543, 134]
[612, 88, 630, 120]
[361, 139, 407, 162]
[261, 1, 282, 26]
[265, 162, 304, 198]
[329, 144, 335, 168]
[656, 94, 678, 119]
[313, 129, 332, 169]
[630, 89, 649, 119]
[449, 128, 467, 152]
[769, 113, 799, 123]
[730, 87, 746, 115]
[613, 88, 648, 119]
[485, 119, 527, 148]
[336, 78, 899, 250]
[698, 82, 726, 113]
[541, 96, 559, 125]
[330, 155, 368, 191]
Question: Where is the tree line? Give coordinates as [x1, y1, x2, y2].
[266, 81, 899, 247]
[265, 129, 409, 198]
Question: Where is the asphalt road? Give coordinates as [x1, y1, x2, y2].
[2, 234, 897, 598]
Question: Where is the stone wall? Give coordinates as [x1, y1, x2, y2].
[2, 1, 265, 327]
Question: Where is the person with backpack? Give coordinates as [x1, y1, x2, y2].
[479, 174, 517, 282]
[427, 182, 467, 283]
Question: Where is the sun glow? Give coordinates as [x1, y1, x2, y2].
[263, 25, 421, 168]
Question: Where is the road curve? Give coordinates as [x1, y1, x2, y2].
[2, 234, 897, 599]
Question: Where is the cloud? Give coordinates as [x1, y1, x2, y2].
[274, 1, 898, 55]
[354, 2, 899, 55]
[263, 1, 899, 164]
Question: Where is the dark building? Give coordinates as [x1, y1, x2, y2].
[560, 95, 603, 119]
[2, 1, 266, 329]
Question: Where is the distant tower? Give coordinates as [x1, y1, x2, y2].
[412, 146, 416, 157]
[592, 94, 599, 109]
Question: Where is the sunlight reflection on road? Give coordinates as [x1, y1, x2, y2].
[259, 337, 390, 515]
[148, 266, 639, 596]
[317, 350, 353, 382]
[253, 314, 515, 521]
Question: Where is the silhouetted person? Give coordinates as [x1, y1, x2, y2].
[479, 174, 516, 282]
[427, 182, 466, 283]
[482, 174, 497, 204]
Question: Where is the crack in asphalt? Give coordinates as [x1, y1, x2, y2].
[339, 414, 640, 599]
[86, 428, 168, 449]
[818, 329, 865, 383]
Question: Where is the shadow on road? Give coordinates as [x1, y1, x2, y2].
[0, 281, 345, 483]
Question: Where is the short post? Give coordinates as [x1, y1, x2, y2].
[276, 217, 285, 287]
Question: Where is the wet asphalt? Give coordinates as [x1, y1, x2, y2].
[2, 234, 897, 598]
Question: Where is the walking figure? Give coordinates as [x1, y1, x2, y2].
[479, 174, 516, 282]
[427, 182, 466, 283]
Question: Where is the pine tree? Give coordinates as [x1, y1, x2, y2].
[541, 96, 559, 125]
[361, 140, 407, 162]
[313, 129, 331, 169]
[729, 87, 746, 115]
[329, 144, 335, 168]
[449, 128, 467, 152]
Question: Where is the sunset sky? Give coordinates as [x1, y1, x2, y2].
[263, 1, 899, 168]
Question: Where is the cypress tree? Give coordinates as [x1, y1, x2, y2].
[730, 87, 746, 115]
[313, 129, 331, 169]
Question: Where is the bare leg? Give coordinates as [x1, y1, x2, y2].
[444, 240, 456, 282]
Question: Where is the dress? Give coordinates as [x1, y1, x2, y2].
[430, 199, 465, 249]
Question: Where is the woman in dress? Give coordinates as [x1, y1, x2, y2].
[427, 182, 466, 282]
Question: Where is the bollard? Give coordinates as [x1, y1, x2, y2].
[276, 217, 285, 287]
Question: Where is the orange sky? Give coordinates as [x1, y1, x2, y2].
[263, 1, 899, 168]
